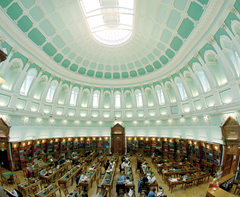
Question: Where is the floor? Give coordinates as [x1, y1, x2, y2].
[1, 156, 235, 197]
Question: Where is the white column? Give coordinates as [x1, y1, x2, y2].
[0, 48, 16, 74]
[64, 82, 74, 116]
[150, 83, 160, 116]
[130, 87, 137, 117]
[52, 79, 64, 114]
[140, 85, 148, 116]
[88, 86, 94, 117]
[99, 87, 104, 118]
[76, 84, 84, 117]
[121, 88, 125, 118]
[159, 80, 171, 116]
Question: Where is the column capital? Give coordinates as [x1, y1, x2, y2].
[70, 82, 74, 86]
[101, 87, 104, 91]
[27, 59, 33, 65]
[208, 37, 216, 45]
[111, 87, 114, 92]
[81, 84, 84, 88]
[231, 6, 238, 15]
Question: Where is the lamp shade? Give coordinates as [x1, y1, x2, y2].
[0, 71, 6, 83]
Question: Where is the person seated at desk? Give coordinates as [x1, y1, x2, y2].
[58, 157, 65, 165]
[122, 154, 126, 163]
[105, 160, 110, 171]
[137, 160, 142, 170]
[75, 159, 81, 165]
[70, 152, 76, 158]
[120, 174, 127, 183]
[121, 160, 131, 169]
[152, 152, 156, 157]
[147, 188, 156, 197]
[38, 168, 47, 179]
[76, 174, 85, 185]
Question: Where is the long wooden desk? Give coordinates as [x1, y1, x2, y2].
[58, 163, 85, 188]
[79, 162, 101, 192]
[17, 179, 42, 197]
[85, 151, 97, 164]
[35, 184, 61, 197]
[206, 174, 236, 197]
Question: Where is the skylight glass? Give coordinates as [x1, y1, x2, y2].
[79, 0, 135, 46]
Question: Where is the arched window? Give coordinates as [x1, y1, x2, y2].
[46, 81, 58, 102]
[234, 50, 240, 77]
[70, 87, 79, 106]
[135, 89, 143, 108]
[92, 90, 100, 108]
[20, 70, 35, 96]
[175, 78, 187, 100]
[155, 85, 165, 105]
[115, 91, 121, 109]
[194, 64, 211, 92]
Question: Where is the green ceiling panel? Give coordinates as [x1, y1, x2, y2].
[62, 30, 74, 43]
[29, 6, 44, 22]
[156, 4, 168, 23]
[197, 0, 209, 5]
[68, 52, 76, 60]
[147, 54, 155, 61]
[141, 58, 149, 65]
[214, 28, 232, 50]
[78, 67, 86, 75]
[113, 73, 120, 79]
[128, 63, 135, 69]
[7, 3, 23, 20]
[105, 65, 111, 71]
[1, 42, 12, 55]
[113, 65, 119, 71]
[39, 19, 56, 37]
[61, 59, 70, 68]
[43, 43, 57, 57]
[52, 35, 65, 49]
[54, 54, 63, 63]
[0, 0, 12, 8]
[96, 71, 103, 78]
[70, 64, 78, 72]
[167, 10, 181, 30]
[235, 0, 240, 14]
[160, 29, 172, 44]
[62, 47, 70, 55]
[42, 0, 55, 14]
[151, 24, 161, 38]
[153, 49, 161, 56]
[170, 36, 183, 51]
[50, 13, 65, 30]
[138, 68, 146, 75]
[20, 0, 35, 9]
[82, 60, 89, 67]
[224, 12, 240, 35]
[122, 72, 129, 78]
[104, 72, 111, 79]
[87, 70, 95, 77]
[134, 61, 142, 68]
[178, 18, 194, 39]
[90, 62, 97, 69]
[75, 56, 83, 64]
[188, 2, 204, 21]
[157, 42, 165, 50]
[146, 65, 154, 73]
[160, 55, 169, 64]
[28, 28, 46, 46]
[153, 61, 161, 69]
[165, 49, 175, 59]
[173, 0, 188, 11]
[121, 64, 127, 70]
[130, 70, 138, 77]
[98, 64, 104, 70]
[17, 16, 33, 33]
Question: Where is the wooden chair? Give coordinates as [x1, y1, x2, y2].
[63, 188, 69, 197]
[31, 185, 38, 195]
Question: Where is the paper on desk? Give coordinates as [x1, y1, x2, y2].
[128, 189, 133, 197]
[170, 178, 178, 182]
[157, 192, 162, 196]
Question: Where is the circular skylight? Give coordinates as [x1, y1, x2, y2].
[79, 0, 135, 46]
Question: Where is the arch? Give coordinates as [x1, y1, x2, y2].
[165, 81, 177, 103]
[57, 84, 69, 105]
[19, 69, 36, 96]
[114, 91, 121, 109]
[70, 87, 79, 106]
[192, 63, 211, 92]
[174, 77, 188, 100]
[135, 89, 143, 108]
[124, 90, 132, 108]
[231, 20, 240, 42]
[46, 80, 58, 103]
[155, 85, 165, 105]
[80, 88, 90, 108]
[92, 90, 100, 108]
[103, 91, 111, 109]
[204, 50, 228, 86]
[1, 58, 23, 91]
[33, 75, 48, 100]
[183, 71, 199, 97]
[145, 87, 154, 107]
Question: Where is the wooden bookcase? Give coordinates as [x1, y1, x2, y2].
[175, 139, 180, 161]
[168, 138, 175, 159]
[144, 138, 151, 157]
[180, 139, 188, 159]
[47, 139, 54, 154]
[132, 137, 139, 155]
[73, 138, 79, 151]
[127, 137, 133, 154]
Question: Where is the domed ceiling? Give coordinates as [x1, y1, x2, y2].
[0, 0, 216, 86]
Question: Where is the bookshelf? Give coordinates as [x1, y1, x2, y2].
[180, 139, 187, 158]
[73, 138, 79, 151]
[79, 138, 85, 155]
[132, 137, 139, 155]
[92, 137, 97, 151]
[40, 139, 47, 154]
[127, 137, 133, 154]
[150, 138, 156, 154]
[168, 138, 175, 159]
[20, 141, 33, 168]
[54, 139, 60, 153]
[188, 140, 193, 162]
[61, 138, 67, 152]
[67, 138, 73, 151]
[85, 138, 92, 150]
[47, 139, 54, 153]
[156, 138, 162, 151]
[175, 139, 180, 160]
[33, 140, 41, 158]
[11, 143, 20, 170]
[213, 144, 222, 174]
[144, 138, 151, 157]
[163, 138, 168, 158]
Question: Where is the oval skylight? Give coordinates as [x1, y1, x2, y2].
[79, 0, 135, 46]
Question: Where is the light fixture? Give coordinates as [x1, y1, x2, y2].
[0, 71, 6, 83]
